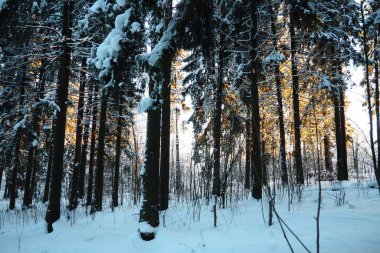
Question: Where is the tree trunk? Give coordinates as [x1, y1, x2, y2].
[9, 136, 21, 210]
[244, 109, 251, 189]
[289, 8, 304, 185]
[139, 77, 161, 240]
[45, 0, 73, 233]
[159, 0, 173, 212]
[323, 135, 333, 174]
[361, 2, 377, 183]
[86, 83, 98, 206]
[78, 79, 93, 200]
[374, 34, 380, 187]
[91, 89, 108, 213]
[112, 86, 123, 208]
[270, 3, 288, 184]
[69, 58, 86, 210]
[42, 125, 54, 203]
[250, 1, 263, 199]
[338, 88, 348, 180]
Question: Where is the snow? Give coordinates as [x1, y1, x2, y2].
[89, 0, 109, 14]
[374, 10, 380, 25]
[137, 97, 154, 114]
[263, 50, 285, 65]
[13, 117, 26, 131]
[1, 180, 379, 253]
[145, 18, 176, 66]
[318, 75, 333, 92]
[130, 22, 141, 33]
[116, 0, 126, 7]
[0, 0, 7, 11]
[32, 139, 38, 148]
[93, 8, 132, 78]
[138, 221, 156, 234]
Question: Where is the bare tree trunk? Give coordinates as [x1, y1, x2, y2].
[361, 2, 377, 183]
[91, 90, 108, 213]
[250, 1, 263, 199]
[270, 2, 288, 184]
[245, 109, 251, 189]
[69, 58, 86, 210]
[112, 86, 123, 208]
[289, 6, 304, 185]
[86, 83, 98, 206]
[45, 0, 73, 233]
[159, 0, 173, 211]
[374, 34, 380, 188]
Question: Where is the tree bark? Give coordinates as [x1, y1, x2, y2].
[244, 109, 251, 189]
[361, 2, 377, 183]
[289, 8, 304, 185]
[112, 86, 123, 208]
[69, 58, 86, 210]
[139, 76, 161, 240]
[86, 83, 98, 206]
[45, 0, 73, 233]
[91, 89, 108, 213]
[270, 3, 288, 184]
[250, 1, 263, 199]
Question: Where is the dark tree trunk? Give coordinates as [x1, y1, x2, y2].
[175, 108, 181, 198]
[159, 0, 173, 212]
[289, 9, 304, 185]
[323, 135, 333, 174]
[333, 94, 344, 180]
[139, 77, 161, 240]
[86, 83, 98, 206]
[270, 3, 288, 184]
[78, 80, 93, 200]
[23, 57, 46, 208]
[9, 136, 21, 210]
[69, 58, 87, 210]
[361, 2, 377, 183]
[374, 34, 380, 187]
[42, 125, 54, 203]
[45, 1, 74, 233]
[91, 90, 108, 213]
[250, 1, 263, 199]
[112, 87, 122, 208]
[213, 15, 224, 199]
[338, 89, 348, 180]
[244, 109, 251, 189]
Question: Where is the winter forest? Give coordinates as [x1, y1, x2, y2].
[0, 0, 380, 252]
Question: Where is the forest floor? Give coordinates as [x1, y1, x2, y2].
[0, 179, 379, 253]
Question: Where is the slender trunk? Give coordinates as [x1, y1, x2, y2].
[289, 8, 304, 185]
[91, 90, 108, 213]
[250, 1, 263, 199]
[42, 125, 54, 203]
[9, 136, 21, 210]
[323, 135, 333, 174]
[245, 109, 251, 189]
[112, 87, 122, 208]
[374, 34, 380, 187]
[69, 58, 86, 210]
[86, 83, 98, 206]
[45, 0, 73, 233]
[175, 108, 181, 198]
[333, 94, 344, 180]
[338, 89, 348, 180]
[361, 2, 377, 181]
[270, 3, 288, 184]
[79, 79, 93, 199]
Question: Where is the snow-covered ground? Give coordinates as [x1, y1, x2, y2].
[1, 180, 379, 253]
